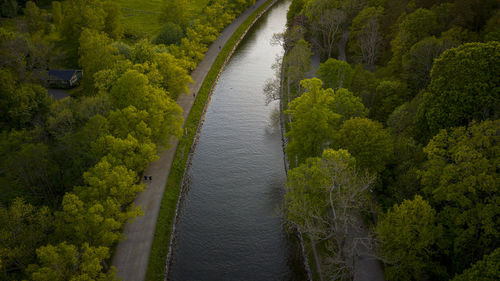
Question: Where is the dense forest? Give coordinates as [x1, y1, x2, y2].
[280, 0, 499, 280]
[0, 0, 256, 279]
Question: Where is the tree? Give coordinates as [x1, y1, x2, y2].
[0, 198, 52, 278]
[402, 36, 455, 96]
[348, 6, 384, 67]
[110, 69, 183, 147]
[285, 149, 376, 280]
[304, 0, 346, 58]
[60, 0, 105, 62]
[55, 193, 122, 247]
[102, 1, 123, 40]
[333, 117, 393, 173]
[329, 88, 368, 123]
[154, 22, 184, 46]
[416, 42, 500, 139]
[389, 8, 439, 73]
[24, 1, 43, 34]
[154, 52, 193, 99]
[78, 29, 121, 94]
[451, 248, 500, 281]
[51, 1, 62, 27]
[0, 0, 17, 18]
[376, 195, 442, 281]
[316, 58, 354, 90]
[369, 80, 405, 122]
[0, 69, 52, 129]
[483, 10, 500, 42]
[76, 159, 144, 206]
[28, 242, 116, 281]
[418, 120, 500, 273]
[452, 0, 499, 32]
[284, 39, 311, 99]
[1, 140, 61, 205]
[285, 78, 339, 166]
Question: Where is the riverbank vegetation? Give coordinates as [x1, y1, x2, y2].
[281, 0, 499, 280]
[0, 0, 256, 279]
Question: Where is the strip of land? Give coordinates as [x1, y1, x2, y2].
[111, 1, 268, 280]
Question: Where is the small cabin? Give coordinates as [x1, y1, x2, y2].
[48, 69, 82, 88]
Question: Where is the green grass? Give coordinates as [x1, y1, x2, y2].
[145, 1, 276, 280]
[114, 0, 210, 39]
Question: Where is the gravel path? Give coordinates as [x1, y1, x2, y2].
[111, 1, 268, 280]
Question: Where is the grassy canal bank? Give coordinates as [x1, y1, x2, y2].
[145, 0, 278, 279]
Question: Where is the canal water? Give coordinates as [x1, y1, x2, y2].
[167, 1, 306, 280]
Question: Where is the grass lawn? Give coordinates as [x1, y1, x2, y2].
[114, 0, 210, 39]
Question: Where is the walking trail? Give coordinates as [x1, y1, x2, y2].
[111, 1, 268, 280]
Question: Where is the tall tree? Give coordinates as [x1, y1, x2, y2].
[285, 149, 376, 281]
[78, 29, 121, 94]
[416, 42, 500, 139]
[285, 78, 339, 166]
[28, 242, 116, 281]
[304, 0, 346, 58]
[333, 117, 394, 174]
[0, 198, 52, 279]
[377, 195, 442, 281]
[316, 58, 354, 90]
[418, 120, 500, 273]
[348, 6, 384, 67]
[102, 1, 123, 40]
[60, 0, 105, 62]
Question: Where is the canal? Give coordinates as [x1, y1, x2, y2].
[166, 0, 306, 280]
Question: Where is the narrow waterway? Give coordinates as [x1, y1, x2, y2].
[167, 1, 305, 280]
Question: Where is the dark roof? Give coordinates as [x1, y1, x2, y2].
[48, 69, 79, 81]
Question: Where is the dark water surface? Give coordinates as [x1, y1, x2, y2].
[167, 1, 305, 280]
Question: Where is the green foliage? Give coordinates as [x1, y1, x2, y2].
[55, 193, 122, 247]
[286, 0, 305, 23]
[369, 80, 405, 122]
[418, 120, 500, 272]
[154, 22, 184, 46]
[389, 8, 440, 73]
[52, 1, 62, 27]
[416, 42, 500, 139]
[402, 36, 454, 96]
[348, 6, 384, 66]
[285, 148, 375, 280]
[483, 10, 500, 42]
[155, 52, 193, 99]
[285, 39, 311, 96]
[333, 117, 394, 173]
[24, 1, 43, 34]
[0, 198, 52, 278]
[316, 58, 354, 90]
[377, 195, 442, 281]
[61, 0, 106, 62]
[452, 0, 499, 32]
[451, 248, 500, 281]
[330, 88, 368, 123]
[102, 1, 123, 40]
[0, 68, 52, 129]
[285, 78, 338, 165]
[349, 64, 378, 108]
[28, 242, 116, 281]
[110, 69, 183, 147]
[78, 29, 121, 94]
[0, 0, 17, 18]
